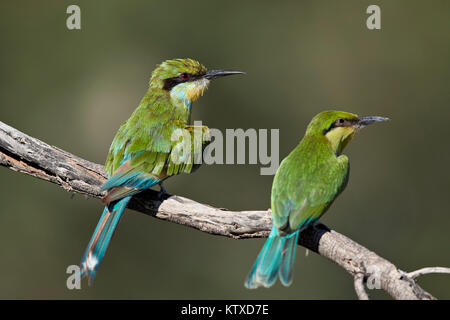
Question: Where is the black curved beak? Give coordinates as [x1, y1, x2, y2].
[357, 116, 390, 128]
[204, 69, 245, 80]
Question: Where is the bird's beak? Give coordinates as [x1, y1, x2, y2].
[204, 69, 245, 80]
[357, 116, 390, 128]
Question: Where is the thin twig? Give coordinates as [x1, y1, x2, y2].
[407, 267, 450, 280]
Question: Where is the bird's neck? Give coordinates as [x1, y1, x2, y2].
[142, 87, 192, 122]
[324, 127, 355, 156]
[169, 86, 193, 112]
[302, 133, 346, 158]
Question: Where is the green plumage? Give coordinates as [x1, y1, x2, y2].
[81, 59, 244, 282]
[271, 111, 354, 232]
[245, 110, 388, 289]
[105, 59, 208, 179]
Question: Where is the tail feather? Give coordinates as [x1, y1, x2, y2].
[279, 230, 300, 286]
[256, 227, 283, 286]
[80, 196, 131, 284]
[245, 225, 299, 289]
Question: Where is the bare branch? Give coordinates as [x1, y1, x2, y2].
[406, 267, 450, 280]
[354, 273, 369, 300]
[0, 120, 448, 299]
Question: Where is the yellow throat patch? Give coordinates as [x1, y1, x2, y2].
[325, 126, 356, 155]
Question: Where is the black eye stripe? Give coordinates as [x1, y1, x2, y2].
[322, 118, 357, 135]
[162, 72, 206, 91]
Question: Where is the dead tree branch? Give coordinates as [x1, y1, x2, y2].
[354, 273, 369, 300]
[0, 120, 447, 300]
[406, 267, 450, 280]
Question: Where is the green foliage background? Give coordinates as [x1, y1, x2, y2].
[0, 1, 449, 299]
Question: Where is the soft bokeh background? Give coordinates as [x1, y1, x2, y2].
[0, 0, 449, 299]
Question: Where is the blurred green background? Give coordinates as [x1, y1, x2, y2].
[0, 0, 449, 299]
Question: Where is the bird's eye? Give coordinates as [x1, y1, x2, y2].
[337, 118, 345, 125]
[180, 73, 189, 80]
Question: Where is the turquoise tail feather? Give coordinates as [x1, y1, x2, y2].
[279, 230, 300, 286]
[80, 196, 131, 284]
[245, 225, 300, 289]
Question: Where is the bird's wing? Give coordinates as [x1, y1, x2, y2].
[272, 154, 349, 232]
[102, 119, 210, 203]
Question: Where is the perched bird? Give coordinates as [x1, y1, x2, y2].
[245, 110, 389, 289]
[80, 58, 244, 283]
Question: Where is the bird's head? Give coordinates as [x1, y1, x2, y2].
[307, 110, 389, 155]
[150, 58, 244, 107]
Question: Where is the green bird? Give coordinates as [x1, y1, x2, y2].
[80, 58, 244, 283]
[245, 110, 389, 288]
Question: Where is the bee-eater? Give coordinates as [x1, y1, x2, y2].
[245, 110, 389, 289]
[80, 58, 244, 283]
